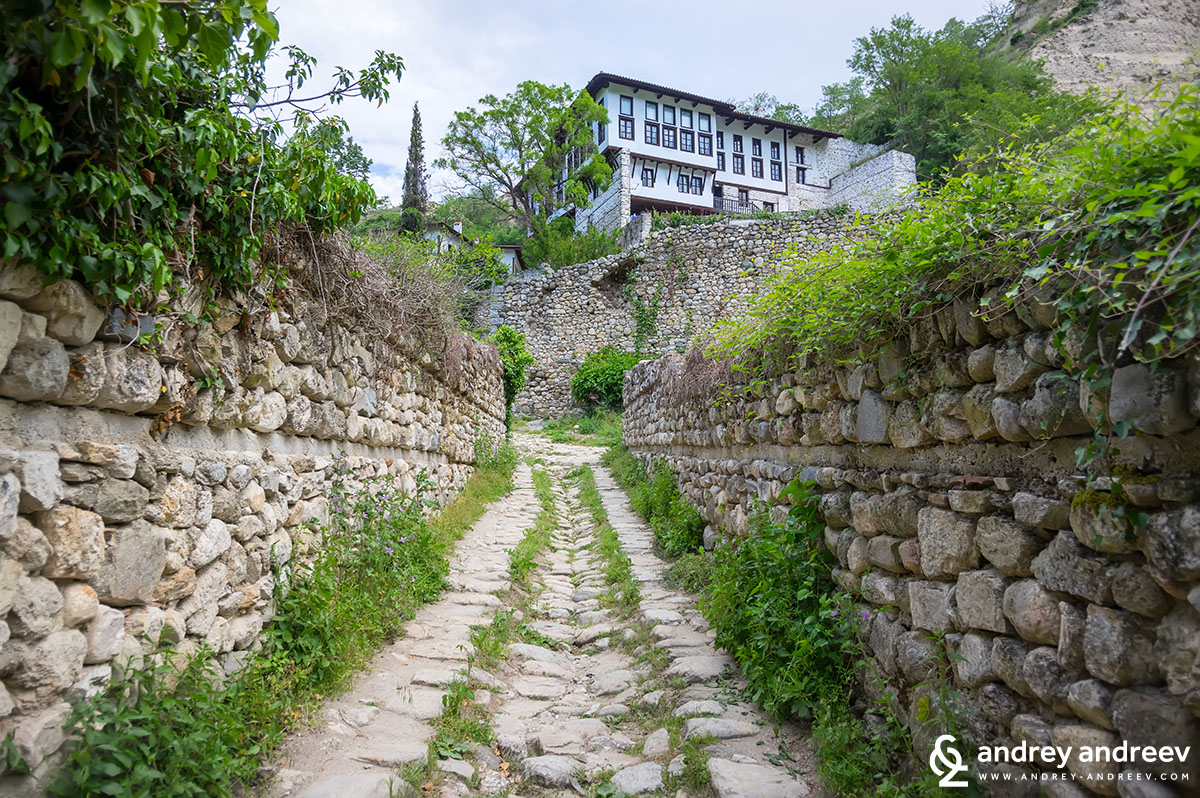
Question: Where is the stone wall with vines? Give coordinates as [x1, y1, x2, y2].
[475, 213, 863, 417]
[0, 259, 506, 781]
[622, 292, 1200, 794]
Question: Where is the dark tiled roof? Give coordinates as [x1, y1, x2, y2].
[584, 72, 842, 139]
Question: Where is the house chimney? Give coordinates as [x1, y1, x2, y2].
[453, 221, 463, 235]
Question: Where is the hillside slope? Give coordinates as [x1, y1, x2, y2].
[1009, 0, 1199, 102]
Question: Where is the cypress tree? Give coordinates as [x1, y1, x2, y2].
[401, 102, 428, 214]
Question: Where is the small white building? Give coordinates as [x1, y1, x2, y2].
[572, 73, 916, 232]
[423, 221, 466, 253]
[497, 245, 526, 274]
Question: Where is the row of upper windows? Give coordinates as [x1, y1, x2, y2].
[619, 95, 713, 133]
[713, 152, 784, 181]
[602, 96, 811, 165]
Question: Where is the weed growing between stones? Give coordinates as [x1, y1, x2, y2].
[664, 552, 714, 593]
[570, 465, 641, 617]
[49, 458, 517, 798]
[507, 469, 556, 589]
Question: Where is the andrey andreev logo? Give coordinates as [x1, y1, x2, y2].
[931, 735, 970, 788]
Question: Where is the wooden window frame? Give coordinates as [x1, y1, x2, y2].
[690, 175, 704, 195]
[618, 117, 634, 140]
[752, 138, 762, 157]
[641, 167, 656, 187]
[752, 158, 763, 179]
[770, 161, 782, 181]
[716, 131, 725, 149]
[645, 101, 658, 121]
[676, 173, 689, 193]
[663, 106, 676, 125]
[732, 134, 743, 153]
[619, 95, 633, 116]
[717, 152, 726, 171]
[770, 141, 780, 160]
[698, 134, 713, 156]
[699, 113, 711, 133]
[680, 130, 694, 153]
[663, 126, 677, 149]
[679, 109, 693, 129]
[645, 122, 659, 146]
[733, 153, 745, 174]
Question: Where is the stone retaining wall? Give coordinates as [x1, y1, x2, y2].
[0, 261, 505, 784]
[478, 214, 863, 417]
[622, 293, 1200, 795]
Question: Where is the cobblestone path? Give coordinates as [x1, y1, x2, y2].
[270, 434, 817, 798]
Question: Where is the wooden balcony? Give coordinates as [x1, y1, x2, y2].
[712, 196, 759, 214]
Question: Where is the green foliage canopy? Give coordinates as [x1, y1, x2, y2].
[1, 0, 402, 307]
[570, 345, 639, 410]
[825, 13, 1096, 179]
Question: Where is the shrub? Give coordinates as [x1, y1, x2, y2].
[570, 346, 639, 410]
[700, 480, 858, 719]
[399, 207, 424, 235]
[524, 216, 620, 269]
[488, 325, 534, 425]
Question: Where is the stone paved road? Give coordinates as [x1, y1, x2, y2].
[269, 433, 817, 798]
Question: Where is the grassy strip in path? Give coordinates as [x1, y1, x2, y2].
[569, 464, 640, 617]
[507, 468, 557, 589]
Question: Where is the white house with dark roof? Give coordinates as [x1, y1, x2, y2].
[572, 73, 916, 232]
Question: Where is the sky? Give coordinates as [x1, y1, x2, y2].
[270, 0, 994, 205]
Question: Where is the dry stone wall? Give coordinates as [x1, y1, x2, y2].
[0, 262, 505, 784]
[477, 214, 862, 417]
[623, 294, 1200, 795]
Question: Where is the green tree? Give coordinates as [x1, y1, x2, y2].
[822, 12, 1095, 179]
[733, 92, 807, 125]
[437, 80, 611, 248]
[0, 0, 403, 306]
[401, 101, 428, 215]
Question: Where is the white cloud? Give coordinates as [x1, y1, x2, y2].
[269, 0, 993, 202]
